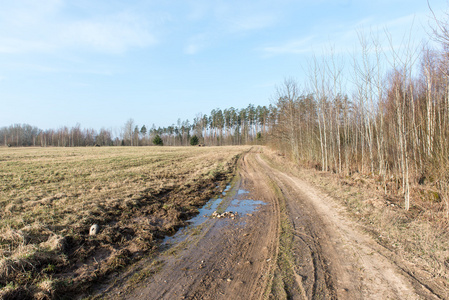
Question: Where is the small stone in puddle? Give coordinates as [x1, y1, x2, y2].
[211, 211, 238, 219]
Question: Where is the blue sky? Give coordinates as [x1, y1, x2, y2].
[0, 0, 447, 131]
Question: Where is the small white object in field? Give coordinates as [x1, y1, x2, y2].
[90, 224, 100, 236]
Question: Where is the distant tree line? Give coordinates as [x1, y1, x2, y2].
[0, 123, 116, 147]
[147, 104, 274, 146]
[117, 104, 275, 147]
[0, 104, 274, 148]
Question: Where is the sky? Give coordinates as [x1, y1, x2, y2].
[0, 0, 448, 132]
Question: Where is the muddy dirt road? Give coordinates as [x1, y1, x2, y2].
[101, 149, 442, 299]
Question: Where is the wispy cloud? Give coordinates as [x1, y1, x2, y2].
[60, 13, 157, 53]
[184, 44, 201, 55]
[260, 10, 431, 58]
[184, 33, 209, 55]
[0, 2, 159, 54]
[181, 1, 280, 55]
[226, 13, 277, 32]
[0, 39, 55, 54]
[260, 36, 315, 56]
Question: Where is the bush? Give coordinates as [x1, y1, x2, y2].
[190, 135, 199, 146]
[152, 135, 163, 146]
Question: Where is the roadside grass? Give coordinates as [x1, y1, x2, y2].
[0, 146, 249, 299]
[261, 147, 449, 295]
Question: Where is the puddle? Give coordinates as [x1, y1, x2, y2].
[237, 189, 249, 195]
[163, 196, 224, 245]
[222, 184, 231, 195]
[163, 186, 265, 246]
[190, 197, 224, 227]
[226, 198, 266, 215]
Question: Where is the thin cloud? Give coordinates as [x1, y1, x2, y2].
[260, 36, 315, 56]
[227, 13, 277, 32]
[60, 15, 157, 53]
[185, 44, 201, 55]
[259, 11, 432, 58]
[0, 3, 160, 54]
[184, 34, 209, 55]
[0, 38, 55, 54]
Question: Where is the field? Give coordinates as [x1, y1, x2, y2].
[0, 146, 249, 299]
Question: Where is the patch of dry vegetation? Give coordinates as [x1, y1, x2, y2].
[0, 146, 249, 299]
[261, 147, 449, 295]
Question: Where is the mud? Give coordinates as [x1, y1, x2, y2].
[95, 149, 442, 300]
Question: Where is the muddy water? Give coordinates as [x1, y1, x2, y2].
[225, 198, 265, 215]
[163, 182, 265, 246]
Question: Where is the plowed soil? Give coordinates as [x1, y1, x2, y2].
[98, 148, 444, 300]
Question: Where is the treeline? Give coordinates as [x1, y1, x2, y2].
[0, 104, 274, 148]
[110, 104, 274, 146]
[147, 104, 274, 146]
[0, 124, 116, 147]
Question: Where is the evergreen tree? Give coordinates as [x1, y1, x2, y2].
[153, 134, 163, 146]
[190, 135, 199, 146]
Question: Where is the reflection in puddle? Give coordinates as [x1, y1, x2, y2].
[226, 198, 266, 215]
[191, 197, 224, 226]
[237, 189, 249, 195]
[222, 184, 231, 195]
[163, 187, 265, 246]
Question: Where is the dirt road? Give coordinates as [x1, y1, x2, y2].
[101, 149, 442, 299]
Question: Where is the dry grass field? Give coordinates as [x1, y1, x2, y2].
[0, 146, 249, 299]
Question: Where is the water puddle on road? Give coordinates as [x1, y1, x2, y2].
[225, 199, 266, 215]
[163, 184, 266, 246]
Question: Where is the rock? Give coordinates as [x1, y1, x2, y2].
[211, 211, 238, 219]
[90, 224, 100, 236]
